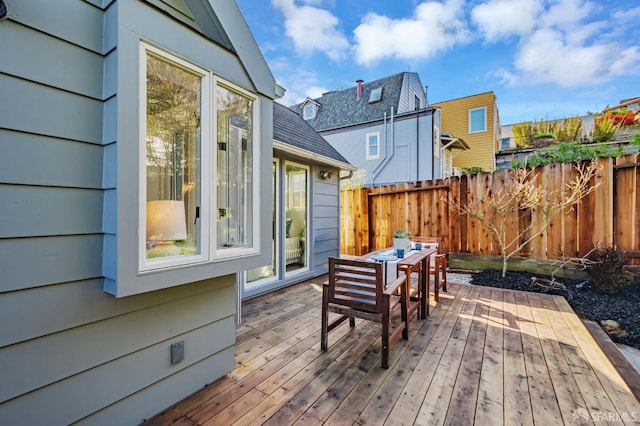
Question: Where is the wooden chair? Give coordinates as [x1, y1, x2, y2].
[411, 237, 448, 301]
[321, 257, 409, 368]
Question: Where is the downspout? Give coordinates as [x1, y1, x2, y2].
[371, 106, 395, 185]
[415, 108, 420, 182]
[431, 114, 435, 180]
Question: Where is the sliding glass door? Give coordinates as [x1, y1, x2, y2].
[246, 160, 278, 287]
[284, 162, 309, 275]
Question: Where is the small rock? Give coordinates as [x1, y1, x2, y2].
[600, 320, 629, 337]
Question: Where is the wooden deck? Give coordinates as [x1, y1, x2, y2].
[147, 277, 640, 425]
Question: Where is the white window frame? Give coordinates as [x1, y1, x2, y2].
[369, 87, 382, 103]
[138, 42, 260, 273]
[469, 106, 487, 134]
[365, 132, 380, 160]
[414, 93, 421, 110]
[213, 78, 261, 260]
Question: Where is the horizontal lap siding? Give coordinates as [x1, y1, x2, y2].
[313, 170, 340, 274]
[0, 130, 104, 188]
[0, 280, 235, 423]
[433, 92, 496, 172]
[1, 1, 238, 424]
[0, 235, 104, 292]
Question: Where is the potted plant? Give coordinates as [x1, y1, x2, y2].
[393, 229, 411, 254]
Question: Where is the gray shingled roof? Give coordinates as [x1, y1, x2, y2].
[273, 102, 350, 166]
[289, 72, 407, 132]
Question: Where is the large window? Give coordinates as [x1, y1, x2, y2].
[216, 83, 254, 250]
[469, 107, 487, 133]
[141, 43, 258, 271]
[366, 132, 380, 160]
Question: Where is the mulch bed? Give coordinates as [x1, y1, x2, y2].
[469, 269, 640, 350]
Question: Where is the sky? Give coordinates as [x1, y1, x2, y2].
[235, 0, 640, 125]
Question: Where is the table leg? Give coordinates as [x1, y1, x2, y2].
[421, 257, 429, 318]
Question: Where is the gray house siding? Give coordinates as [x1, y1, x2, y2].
[0, 0, 273, 424]
[311, 174, 340, 275]
[321, 111, 436, 186]
[399, 73, 427, 112]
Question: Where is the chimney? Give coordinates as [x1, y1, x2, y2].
[356, 79, 363, 100]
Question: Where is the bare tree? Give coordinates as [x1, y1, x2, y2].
[456, 160, 601, 277]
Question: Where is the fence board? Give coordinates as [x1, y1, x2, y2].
[562, 162, 579, 258]
[339, 155, 640, 264]
[545, 163, 562, 259]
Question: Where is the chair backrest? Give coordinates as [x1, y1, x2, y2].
[412, 237, 444, 253]
[328, 257, 384, 314]
[412, 236, 443, 263]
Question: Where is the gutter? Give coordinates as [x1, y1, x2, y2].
[272, 140, 356, 171]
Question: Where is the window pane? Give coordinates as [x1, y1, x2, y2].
[285, 163, 308, 272]
[470, 108, 486, 132]
[145, 53, 201, 260]
[217, 84, 254, 249]
[367, 134, 379, 158]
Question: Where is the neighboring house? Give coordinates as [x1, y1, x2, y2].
[431, 91, 500, 172]
[0, 1, 282, 424]
[291, 72, 468, 186]
[242, 103, 355, 299]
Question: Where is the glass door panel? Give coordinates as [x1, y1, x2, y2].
[246, 161, 278, 286]
[285, 163, 308, 274]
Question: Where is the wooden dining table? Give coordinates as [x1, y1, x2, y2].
[361, 247, 436, 319]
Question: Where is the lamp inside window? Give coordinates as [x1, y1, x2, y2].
[146, 200, 187, 257]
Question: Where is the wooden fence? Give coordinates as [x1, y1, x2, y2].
[340, 154, 640, 264]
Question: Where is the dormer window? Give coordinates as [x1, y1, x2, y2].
[369, 87, 382, 103]
[303, 102, 317, 120]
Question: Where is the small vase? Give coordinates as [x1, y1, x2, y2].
[393, 237, 408, 255]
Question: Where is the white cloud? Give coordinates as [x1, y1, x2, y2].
[609, 47, 640, 76]
[271, 0, 349, 61]
[514, 28, 609, 87]
[491, 68, 520, 87]
[539, 0, 593, 28]
[353, 0, 470, 65]
[472, 0, 543, 41]
[473, 0, 640, 88]
[270, 67, 329, 106]
[612, 6, 640, 21]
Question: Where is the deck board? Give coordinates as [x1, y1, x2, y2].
[146, 278, 640, 425]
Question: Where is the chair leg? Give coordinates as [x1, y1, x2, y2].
[442, 260, 447, 292]
[381, 300, 390, 369]
[321, 288, 329, 351]
[349, 317, 355, 327]
[400, 279, 409, 339]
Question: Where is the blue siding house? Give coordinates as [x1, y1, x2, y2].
[291, 72, 469, 186]
[0, 0, 283, 423]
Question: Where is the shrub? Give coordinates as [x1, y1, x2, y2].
[512, 141, 627, 169]
[592, 112, 620, 142]
[632, 133, 640, 152]
[512, 116, 583, 147]
[585, 246, 630, 294]
[555, 116, 583, 142]
[461, 166, 485, 175]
